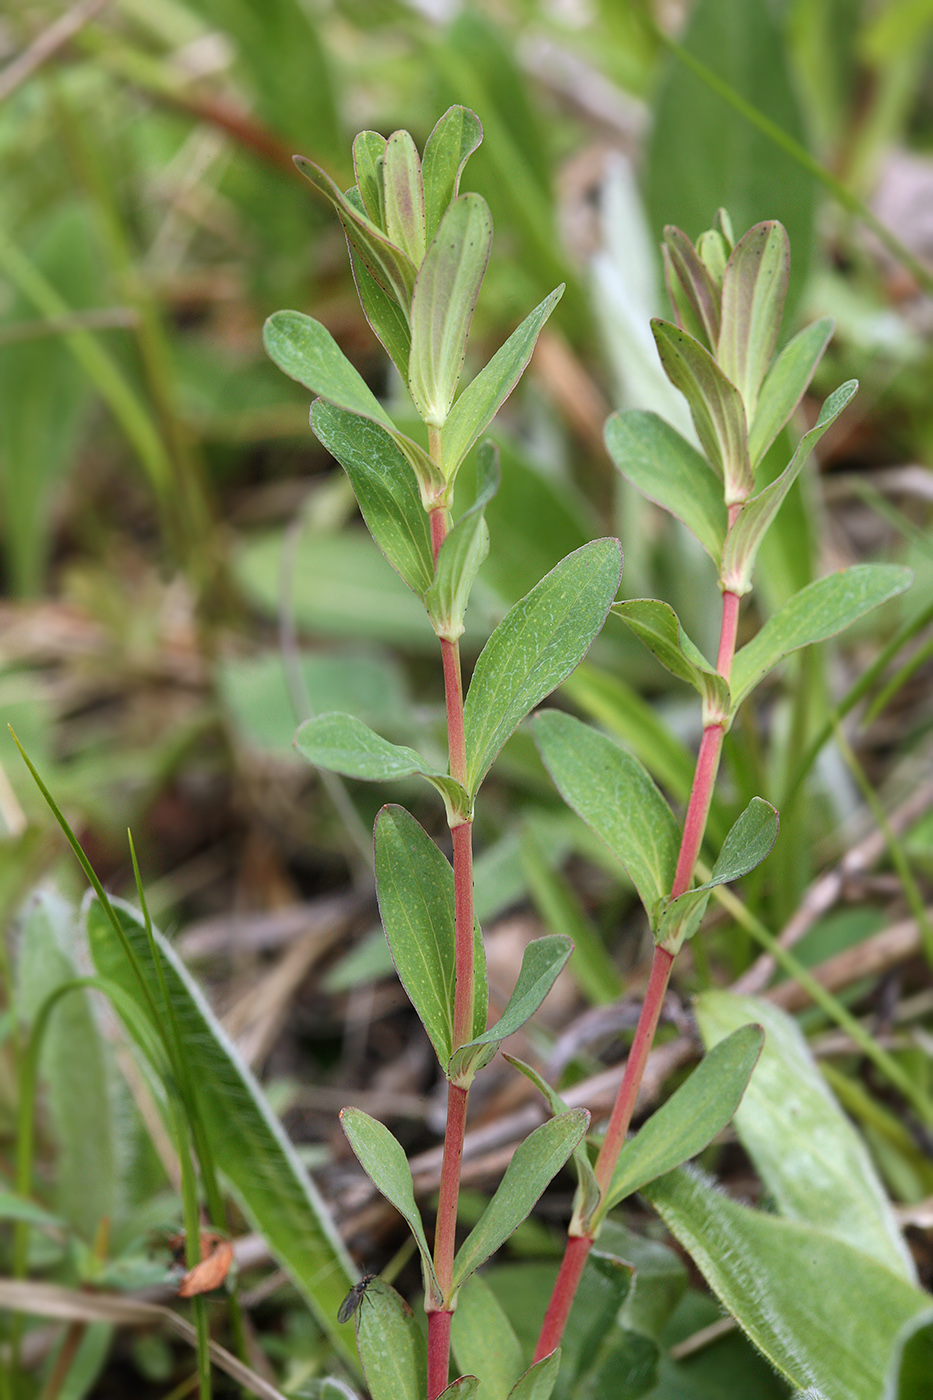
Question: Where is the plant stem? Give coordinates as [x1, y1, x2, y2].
[427, 498, 478, 1397]
[533, 586, 741, 1361]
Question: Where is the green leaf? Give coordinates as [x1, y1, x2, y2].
[645, 0, 816, 318]
[748, 317, 832, 469]
[263, 311, 393, 429]
[720, 380, 858, 595]
[656, 797, 778, 951]
[425, 495, 490, 641]
[350, 248, 412, 381]
[442, 287, 564, 479]
[294, 155, 417, 307]
[730, 564, 913, 710]
[717, 222, 789, 421]
[422, 106, 484, 244]
[383, 130, 426, 267]
[356, 1279, 427, 1400]
[886, 1309, 933, 1400]
[643, 1165, 929, 1400]
[84, 900, 358, 1368]
[17, 892, 118, 1240]
[596, 1024, 764, 1223]
[652, 319, 751, 504]
[408, 195, 492, 429]
[695, 991, 918, 1281]
[450, 1110, 589, 1293]
[374, 806, 456, 1067]
[295, 713, 470, 825]
[533, 709, 679, 918]
[662, 224, 720, 349]
[611, 599, 729, 722]
[447, 935, 572, 1086]
[463, 539, 623, 796]
[451, 1273, 525, 1400]
[339, 1110, 439, 1306]
[604, 411, 727, 563]
[311, 402, 434, 598]
[440, 1381, 479, 1400]
[507, 1351, 560, 1400]
[505, 1055, 600, 1237]
[352, 131, 387, 227]
[0, 1190, 64, 1229]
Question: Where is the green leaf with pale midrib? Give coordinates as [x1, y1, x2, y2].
[717, 222, 789, 421]
[339, 1110, 438, 1305]
[612, 598, 729, 718]
[263, 311, 393, 428]
[355, 1275, 427, 1400]
[447, 935, 571, 1083]
[604, 411, 727, 562]
[533, 708, 679, 918]
[450, 1273, 524, 1400]
[748, 317, 832, 468]
[84, 899, 357, 1367]
[450, 1110, 589, 1292]
[644, 1164, 929, 1399]
[730, 564, 913, 710]
[374, 806, 457, 1067]
[443, 287, 564, 477]
[409, 195, 492, 428]
[695, 990, 918, 1281]
[463, 539, 623, 797]
[311, 402, 433, 598]
[598, 1024, 763, 1220]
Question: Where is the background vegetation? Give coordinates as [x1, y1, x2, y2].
[1, 0, 932, 1396]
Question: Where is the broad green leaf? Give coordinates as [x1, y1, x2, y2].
[0, 1190, 64, 1228]
[652, 319, 751, 504]
[695, 991, 918, 1281]
[730, 564, 913, 710]
[374, 806, 458, 1067]
[84, 899, 358, 1368]
[572, 1324, 658, 1400]
[383, 130, 426, 266]
[443, 287, 564, 478]
[447, 935, 571, 1085]
[463, 539, 623, 796]
[17, 891, 118, 1240]
[720, 380, 858, 595]
[604, 411, 727, 562]
[656, 797, 778, 950]
[645, 0, 815, 318]
[662, 224, 720, 349]
[450, 1110, 589, 1292]
[263, 312, 393, 429]
[422, 106, 484, 244]
[295, 713, 470, 825]
[505, 1054, 600, 1236]
[311, 402, 434, 597]
[507, 1351, 560, 1400]
[717, 222, 789, 421]
[425, 501, 490, 641]
[596, 1024, 764, 1223]
[408, 195, 492, 429]
[339, 1110, 439, 1305]
[643, 1165, 929, 1400]
[533, 709, 679, 918]
[886, 1309, 933, 1400]
[748, 317, 832, 468]
[294, 155, 417, 307]
[451, 1273, 525, 1400]
[611, 599, 729, 722]
[356, 1278, 426, 1400]
[352, 131, 387, 227]
[605, 1220, 687, 1342]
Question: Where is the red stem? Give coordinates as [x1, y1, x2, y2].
[427, 1308, 452, 1398]
[532, 584, 743, 1360]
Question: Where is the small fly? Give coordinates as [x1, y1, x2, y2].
[338, 1272, 377, 1324]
